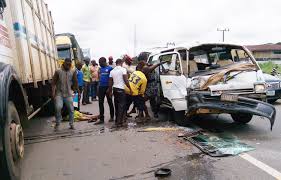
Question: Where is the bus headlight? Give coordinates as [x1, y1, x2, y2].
[254, 83, 266, 93]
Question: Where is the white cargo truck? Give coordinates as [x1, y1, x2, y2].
[0, 0, 58, 179]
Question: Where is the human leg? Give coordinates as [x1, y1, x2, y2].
[54, 96, 63, 128]
[106, 87, 114, 120]
[82, 81, 89, 104]
[64, 97, 74, 127]
[97, 86, 107, 123]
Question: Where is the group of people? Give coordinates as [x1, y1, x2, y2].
[52, 53, 166, 130]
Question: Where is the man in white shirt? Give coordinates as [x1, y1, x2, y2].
[108, 59, 131, 127]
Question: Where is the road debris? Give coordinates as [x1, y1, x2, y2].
[154, 168, 172, 177]
[184, 133, 255, 157]
[138, 127, 180, 132]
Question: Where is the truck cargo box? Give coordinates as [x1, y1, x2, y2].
[1, 0, 58, 86]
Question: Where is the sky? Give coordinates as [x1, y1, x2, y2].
[45, 0, 281, 59]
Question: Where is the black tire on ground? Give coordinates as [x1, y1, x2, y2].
[267, 99, 278, 104]
[231, 113, 253, 124]
[0, 102, 22, 180]
[173, 110, 190, 126]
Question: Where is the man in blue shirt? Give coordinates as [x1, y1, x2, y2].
[76, 62, 84, 111]
[95, 57, 114, 124]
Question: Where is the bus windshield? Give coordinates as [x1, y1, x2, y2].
[57, 49, 71, 59]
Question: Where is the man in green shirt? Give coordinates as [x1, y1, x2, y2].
[82, 57, 92, 105]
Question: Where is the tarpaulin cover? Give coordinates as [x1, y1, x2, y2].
[186, 133, 255, 157]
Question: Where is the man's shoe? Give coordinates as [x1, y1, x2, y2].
[54, 124, 59, 131]
[108, 118, 114, 122]
[94, 120, 104, 125]
[82, 102, 87, 105]
[86, 101, 92, 104]
[92, 98, 97, 101]
[69, 125, 75, 130]
[154, 113, 159, 118]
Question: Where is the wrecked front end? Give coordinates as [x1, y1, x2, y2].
[186, 91, 276, 130]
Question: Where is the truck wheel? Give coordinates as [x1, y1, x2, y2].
[173, 110, 190, 126]
[231, 113, 253, 124]
[1, 102, 24, 180]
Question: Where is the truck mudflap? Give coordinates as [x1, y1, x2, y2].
[187, 92, 276, 130]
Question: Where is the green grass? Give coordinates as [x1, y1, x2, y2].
[258, 61, 281, 74]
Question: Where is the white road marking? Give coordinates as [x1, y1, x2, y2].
[240, 153, 281, 180]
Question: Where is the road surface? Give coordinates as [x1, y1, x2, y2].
[21, 100, 281, 180]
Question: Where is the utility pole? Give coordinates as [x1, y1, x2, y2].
[133, 24, 137, 56]
[217, 28, 229, 42]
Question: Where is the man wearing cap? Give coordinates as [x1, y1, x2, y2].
[82, 57, 92, 105]
[52, 58, 78, 130]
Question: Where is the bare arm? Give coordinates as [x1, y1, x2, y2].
[123, 74, 132, 93]
[107, 77, 113, 96]
[72, 71, 78, 91]
[52, 71, 59, 98]
[143, 62, 164, 75]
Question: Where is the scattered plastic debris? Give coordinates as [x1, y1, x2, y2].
[154, 168, 172, 177]
[138, 127, 179, 132]
[128, 122, 137, 128]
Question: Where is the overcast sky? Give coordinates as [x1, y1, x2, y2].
[45, 0, 281, 59]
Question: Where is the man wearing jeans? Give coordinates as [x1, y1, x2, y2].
[82, 57, 91, 105]
[90, 60, 99, 101]
[95, 57, 114, 124]
[108, 59, 131, 127]
[52, 58, 78, 130]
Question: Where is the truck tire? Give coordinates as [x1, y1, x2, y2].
[1, 102, 24, 180]
[173, 110, 190, 127]
[231, 113, 253, 124]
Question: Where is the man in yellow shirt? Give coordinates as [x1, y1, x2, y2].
[81, 57, 91, 105]
[125, 62, 147, 122]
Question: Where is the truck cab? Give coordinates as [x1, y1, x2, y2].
[55, 33, 84, 67]
[148, 43, 276, 129]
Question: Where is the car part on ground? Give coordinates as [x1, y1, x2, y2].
[184, 133, 255, 157]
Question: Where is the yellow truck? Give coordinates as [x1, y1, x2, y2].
[55, 33, 84, 67]
[0, 0, 58, 179]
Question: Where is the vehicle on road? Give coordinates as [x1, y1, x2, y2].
[264, 73, 281, 104]
[0, 0, 57, 179]
[148, 43, 276, 129]
[55, 33, 84, 67]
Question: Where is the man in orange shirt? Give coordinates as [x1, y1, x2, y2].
[90, 60, 99, 101]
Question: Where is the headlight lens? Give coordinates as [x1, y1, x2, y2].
[255, 84, 266, 93]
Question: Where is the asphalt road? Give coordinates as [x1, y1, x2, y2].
[20, 99, 281, 180]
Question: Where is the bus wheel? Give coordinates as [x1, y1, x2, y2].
[1, 101, 24, 180]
